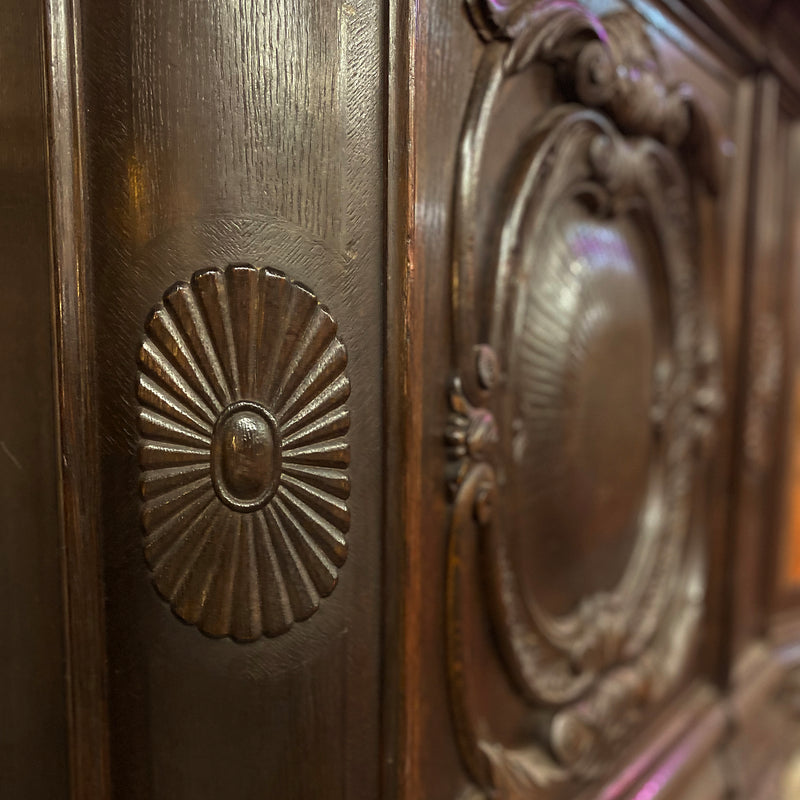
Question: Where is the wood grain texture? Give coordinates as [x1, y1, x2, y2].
[77, 0, 385, 796]
[772, 112, 800, 610]
[129, 0, 347, 247]
[402, 0, 484, 795]
[44, 0, 112, 796]
[16, 0, 800, 797]
[718, 75, 785, 672]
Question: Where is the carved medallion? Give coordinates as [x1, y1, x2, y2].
[137, 265, 350, 641]
[445, 1, 722, 794]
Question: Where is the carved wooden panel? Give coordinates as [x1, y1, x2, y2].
[15, 0, 800, 795]
[137, 264, 350, 641]
[76, 0, 385, 794]
[444, 1, 723, 795]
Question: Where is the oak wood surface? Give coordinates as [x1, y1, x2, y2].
[76, 0, 385, 797]
[11, 0, 800, 798]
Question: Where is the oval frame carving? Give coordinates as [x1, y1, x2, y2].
[485, 107, 699, 707]
[445, 1, 723, 792]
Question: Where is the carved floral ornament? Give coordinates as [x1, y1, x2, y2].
[136, 265, 350, 641]
[446, 0, 723, 796]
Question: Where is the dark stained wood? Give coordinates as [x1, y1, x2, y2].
[9, 0, 800, 797]
[384, 0, 424, 795]
[74, 0, 386, 797]
[44, 0, 112, 796]
[401, 0, 798, 798]
[0, 1, 70, 797]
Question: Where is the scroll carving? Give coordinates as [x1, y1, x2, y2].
[446, 1, 722, 795]
[137, 264, 350, 641]
[464, 0, 718, 190]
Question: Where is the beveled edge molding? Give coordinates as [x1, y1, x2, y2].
[445, 1, 723, 795]
[44, 0, 111, 796]
[137, 264, 351, 641]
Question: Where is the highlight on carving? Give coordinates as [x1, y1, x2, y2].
[136, 264, 350, 641]
[444, 0, 722, 794]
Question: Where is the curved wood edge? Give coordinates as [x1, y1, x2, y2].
[43, 0, 111, 797]
[384, 0, 424, 795]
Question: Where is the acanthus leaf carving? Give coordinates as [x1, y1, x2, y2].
[465, 0, 719, 191]
[446, 375, 499, 521]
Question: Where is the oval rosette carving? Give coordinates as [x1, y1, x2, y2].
[445, 1, 722, 793]
[137, 265, 350, 641]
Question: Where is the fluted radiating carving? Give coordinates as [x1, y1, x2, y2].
[137, 265, 350, 641]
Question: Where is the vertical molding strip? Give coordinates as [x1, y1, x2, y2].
[384, 0, 421, 796]
[43, 0, 111, 797]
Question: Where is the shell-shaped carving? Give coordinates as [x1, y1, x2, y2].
[136, 264, 350, 641]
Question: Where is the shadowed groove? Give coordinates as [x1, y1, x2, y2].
[192, 269, 241, 398]
[253, 512, 294, 636]
[139, 408, 212, 449]
[264, 505, 320, 621]
[229, 515, 262, 640]
[140, 463, 210, 499]
[282, 463, 350, 500]
[141, 475, 212, 530]
[137, 374, 213, 436]
[275, 488, 347, 566]
[254, 269, 293, 401]
[173, 508, 235, 625]
[144, 307, 224, 414]
[272, 305, 338, 411]
[164, 282, 233, 406]
[279, 474, 350, 529]
[272, 498, 338, 595]
[143, 489, 217, 565]
[147, 498, 222, 588]
[281, 440, 350, 469]
[263, 283, 318, 406]
[201, 514, 242, 637]
[282, 406, 350, 449]
[139, 440, 211, 469]
[139, 339, 217, 425]
[277, 342, 348, 425]
[279, 372, 350, 435]
[226, 266, 260, 398]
